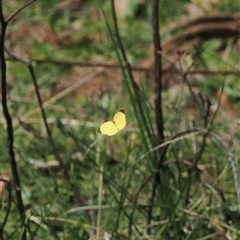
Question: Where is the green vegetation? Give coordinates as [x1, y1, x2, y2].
[1, 0, 239, 239]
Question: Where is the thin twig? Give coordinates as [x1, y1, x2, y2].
[152, 0, 164, 143]
[5, 47, 65, 169]
[6, 0, 38, 23]
[7, 58, 240, 75]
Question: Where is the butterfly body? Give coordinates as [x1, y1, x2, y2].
[98, 109, 126, 136]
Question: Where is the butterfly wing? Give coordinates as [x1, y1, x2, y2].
[99, 121, 119, 136]
[113, 110, 126, 131]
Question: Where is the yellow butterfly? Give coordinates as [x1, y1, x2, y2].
[98, 109, 126, 136]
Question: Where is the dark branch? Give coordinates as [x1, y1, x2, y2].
[0, 3, 26, 240]
[147, 0, 165, 235]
